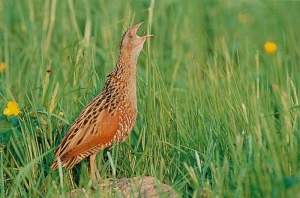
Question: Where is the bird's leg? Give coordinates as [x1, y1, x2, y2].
[90, 154, 101, 182]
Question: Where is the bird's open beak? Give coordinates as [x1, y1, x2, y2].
[133, 22, 153, 39]
[144, 34, 153, 39]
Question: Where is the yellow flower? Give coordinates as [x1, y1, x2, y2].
[0, 62, 6, 72]
[264, 42, 277, 54]
[3, 101, 20, 116]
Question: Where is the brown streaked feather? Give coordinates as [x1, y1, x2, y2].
[60, 110, 120, 161]
[50, 94, 121, 170]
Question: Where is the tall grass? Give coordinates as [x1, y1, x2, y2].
[0, 0, 300, 197]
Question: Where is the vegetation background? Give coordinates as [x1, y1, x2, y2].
[0, 0, 300, 197]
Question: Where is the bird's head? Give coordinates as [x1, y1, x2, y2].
[119, 22, 152, 61]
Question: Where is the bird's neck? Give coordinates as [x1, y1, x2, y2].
[110, 51, 137, 83]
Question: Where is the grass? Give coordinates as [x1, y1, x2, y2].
[1, 0, 300, 197]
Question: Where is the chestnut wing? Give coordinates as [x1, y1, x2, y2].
[53, 108, 120, 165]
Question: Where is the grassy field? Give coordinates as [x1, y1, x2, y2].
[1, 0, 300, 197]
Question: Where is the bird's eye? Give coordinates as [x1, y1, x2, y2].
[129, 33, 133, 38]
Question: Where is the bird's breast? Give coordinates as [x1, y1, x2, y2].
[112, 104, 136, 143]
[102, 79, 137, 142]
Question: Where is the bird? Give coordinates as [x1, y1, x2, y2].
[50, 22, 152, 181]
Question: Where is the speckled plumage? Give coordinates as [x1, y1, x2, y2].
[50, 22, 152, 180]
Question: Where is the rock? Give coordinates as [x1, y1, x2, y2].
[67, 176, 178, 198]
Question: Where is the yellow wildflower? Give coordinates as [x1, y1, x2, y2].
[0, 62, 6, 72]
[264, 42, 277, 54]
[3, 101, 20, 116]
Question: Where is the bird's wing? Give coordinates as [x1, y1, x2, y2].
[53, 101, 120, 163]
